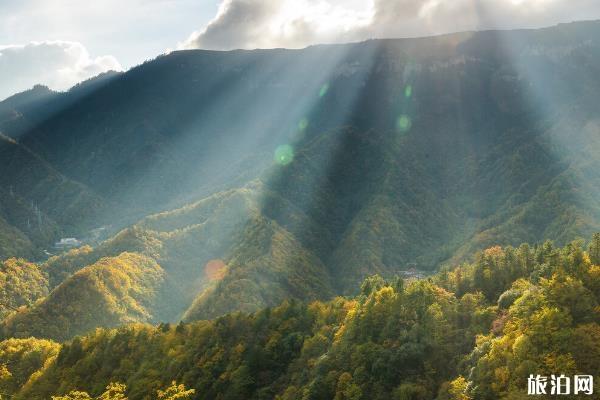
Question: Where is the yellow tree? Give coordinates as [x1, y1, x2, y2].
[157, 381, 195, 400]
[52, 383, 127, 400]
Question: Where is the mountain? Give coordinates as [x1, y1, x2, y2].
[0, 258, 48, 319]
[1, 252, 164, 341]
[0, 184, 336, 339]
[0, 133, 105, 259]
[2, 237, 599, 400]
[0, 85, 59, 138]
[0, 21, 600, 328]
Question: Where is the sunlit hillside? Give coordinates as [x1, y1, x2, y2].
[1, 19, 600, 400]
[1, 236, 599, 399]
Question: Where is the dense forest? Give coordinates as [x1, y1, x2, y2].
[0, 235, 597, 399]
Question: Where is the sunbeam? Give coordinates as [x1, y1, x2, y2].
[1, 4, 600, 398]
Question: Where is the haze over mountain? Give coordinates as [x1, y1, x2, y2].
[1, 21, 600, 332]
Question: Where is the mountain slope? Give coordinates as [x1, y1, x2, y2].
[3, 236, 598, 400]
[0, 21, 599, 324]
[27, 183, 334, 326]
[0, 134, 106, 258]
[183, 213, 334, 320]
[0, 252, 164, 341]
[0, 258, 48, 319]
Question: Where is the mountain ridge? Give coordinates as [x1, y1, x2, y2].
[0, 20, 599, 327]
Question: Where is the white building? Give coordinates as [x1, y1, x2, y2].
[54, 238, 82, 249]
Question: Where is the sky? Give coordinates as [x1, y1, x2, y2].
[1, 0, 600, 100]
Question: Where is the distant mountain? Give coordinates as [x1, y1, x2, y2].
[0, 85, 59, 135]
[1, 21, 600, 328]
[0, 134, 105, 259]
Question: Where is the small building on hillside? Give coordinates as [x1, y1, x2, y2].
[54, 238, 81, 249]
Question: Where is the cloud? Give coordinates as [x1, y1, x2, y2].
[181, 0, 600, 51]
[0, 41, 122, 100]
[180, 0, 371, 50]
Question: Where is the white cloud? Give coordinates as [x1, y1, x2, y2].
[181, 0, 600, 51]
[0, 41, 122, 100]
[180, 0, 371, 50]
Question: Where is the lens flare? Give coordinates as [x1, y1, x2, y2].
[404, 85, 413, 98]
[205, 259, 227, 281]
[396, 115, 412, 133]
[319, 83, 330, 97]
[274, 144, 295, 165]
[298, 118, 309, 131]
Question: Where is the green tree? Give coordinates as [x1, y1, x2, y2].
[360, 274, 386, 297]
[334, 372, 362, 400]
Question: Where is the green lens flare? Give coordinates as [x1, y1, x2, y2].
[404, 85, 412, 98]
[396, 115, 412, 133]
[319, 83, 330, 98]
[274, 145, 294, 165]
[298, 118, 309, 131]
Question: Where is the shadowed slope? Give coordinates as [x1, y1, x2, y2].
[0, 22, 599, 327]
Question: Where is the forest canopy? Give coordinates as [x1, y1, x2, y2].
[0, 235, 598, 399]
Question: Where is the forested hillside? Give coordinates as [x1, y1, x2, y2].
[0, 236, 597, 399]
[1, 20, 600, 333]
[0, 258, 48, 319]
[1, 252, 164, 341]
[0, 134, 104, 259]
